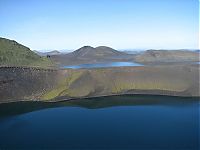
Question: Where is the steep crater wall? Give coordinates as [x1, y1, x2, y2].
[0, 65, 199, 104]
[0, 67, 66, 103]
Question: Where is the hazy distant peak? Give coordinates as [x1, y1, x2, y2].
[50, 50, 60, 53]
[95, 46, 114, 49]
[33, 50, 61, 56]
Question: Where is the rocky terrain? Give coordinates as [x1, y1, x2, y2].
[0, 64, 199, 103]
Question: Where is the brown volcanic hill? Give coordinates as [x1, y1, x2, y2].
[51, 46, 129, 65]
[95, 46, 125, 56]
[69, 46, 125, 58]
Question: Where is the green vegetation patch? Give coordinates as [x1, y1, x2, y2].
[41, 70, 85, 100]
[111, 78, 188, 93]
[0, 37, 54, 67]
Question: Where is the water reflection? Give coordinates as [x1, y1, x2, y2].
[0, 95, 198, 118]
[0, 95, 199, 149]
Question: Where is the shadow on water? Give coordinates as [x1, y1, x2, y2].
[0, 94, 199, 149]
[0, 95, 199, 118]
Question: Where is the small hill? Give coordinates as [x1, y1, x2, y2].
[70, 46, 96, 58]
[0, 37, 53, 67]
[47, 50, 61, 56]
[134, 50, 199, 63]
[70, 46, 125, 58]
[51, 46, 129, 65]
[34, 50, 61, 56]
[33, 50, 44, 56]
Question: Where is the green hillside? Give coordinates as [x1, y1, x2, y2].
[0, 37, 53, 67]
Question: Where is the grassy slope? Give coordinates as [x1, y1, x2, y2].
[41, 65, 199, 101]
[0, 37, 53, 67]
[0, 65, 198, 103]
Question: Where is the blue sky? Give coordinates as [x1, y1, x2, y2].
[0, 0, 198, 51]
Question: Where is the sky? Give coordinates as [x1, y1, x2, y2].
[0, 0, 198, 51]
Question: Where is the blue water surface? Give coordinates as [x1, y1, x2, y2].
[0, 95, 199, 149]
[62, 62, 143, 69]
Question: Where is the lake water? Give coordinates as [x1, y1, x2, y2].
[0, 95, 199, 149]
[62, 62, 143, 69]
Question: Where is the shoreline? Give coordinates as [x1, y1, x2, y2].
[0, 93, 199, 105]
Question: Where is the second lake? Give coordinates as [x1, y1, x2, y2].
[61, 62, 143, 69]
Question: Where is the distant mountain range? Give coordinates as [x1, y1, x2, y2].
[0, 37, 199, 67]
[50, 46, 131, 66]
[122, 50, 144, 54]
[51, 46, 199, 66]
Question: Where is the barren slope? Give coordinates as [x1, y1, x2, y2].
[0, 64, 199, 103]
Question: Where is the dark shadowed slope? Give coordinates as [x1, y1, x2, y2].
[0, 37, 53, 67]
